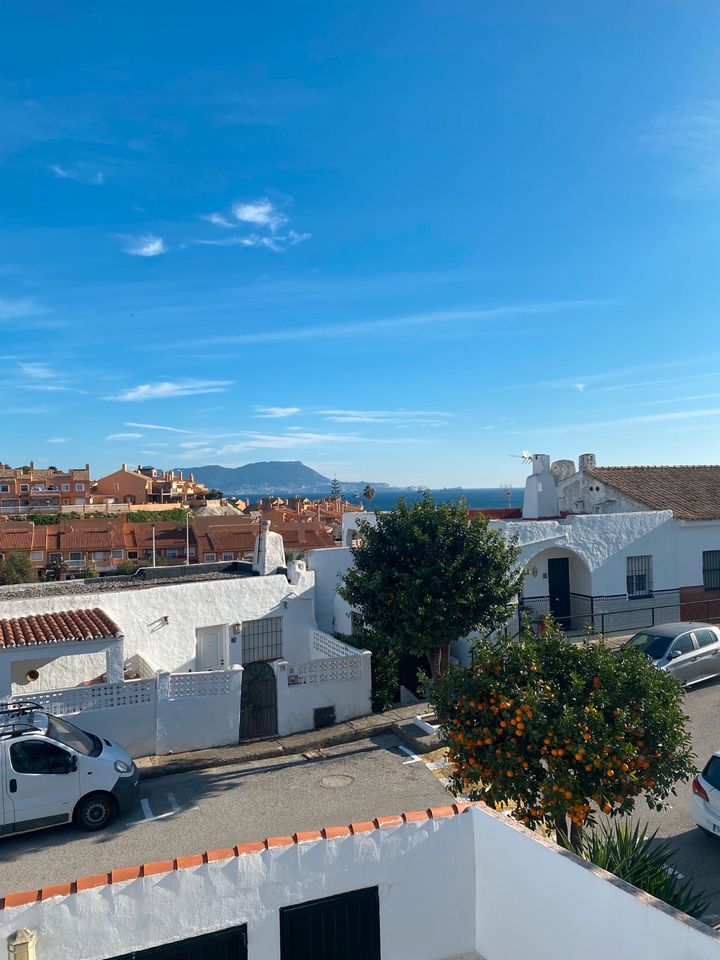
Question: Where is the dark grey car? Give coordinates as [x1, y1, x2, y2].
[624, 622, 720, 687]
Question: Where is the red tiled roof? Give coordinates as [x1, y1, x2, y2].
[0, 803, 476, 908]
[586, 465, 720, 521]
[0, 608, 120, 649]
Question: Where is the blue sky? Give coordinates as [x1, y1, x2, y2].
[3, 2, 720, 487]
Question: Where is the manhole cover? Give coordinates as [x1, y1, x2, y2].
[320, 774, 355, 789]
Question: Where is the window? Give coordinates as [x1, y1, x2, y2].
[10, 740, 72, 775]
[19, 484, 29, 492]
[49, 552, 61, 562]
[280, 888, 380, 960]
[222, 552, 234, 561]
[30, 551, 43, 561]
[671, 633, 695, 657]
[0, 484, 9, 493]
[703, 551, 720, 591]
[111, 926, 247, 960]
[188, 547, 196, 557]
[694, 628, 718, 649]
[242, 616, 283, 663]
[92, 551, 107, 561]
[69, 551, 83, 561]
[166, 548, 178, 559]
[111, 549, 123, 559]
[75, 483, 85, 492]
[113, 482, 120, 492]
[61, 483, 70, 492]
[626, 555, 653, 599]
[204, 553, 216, 562]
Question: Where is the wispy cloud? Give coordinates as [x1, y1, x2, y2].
[642, 392, 720, 407]
[318, 408, 450, 426]
[172, 429, 434, 460]
[19, 361, 55, 379]
[197, 197, 309, 253]
[640, 100, 720, 193]
[199, 301, 599, 347]
[232, 198, 287, 231]
[252, 405, 301, 418]
[121, 234, 167, 257]
[112, 379, 233, 401]
[48, 163, 104, 185]
[0, 297, 47, 322]
[125, 422, 195, 434]
[47, 437, 67, 443]
[522, 405, 720, 436]
[107, 432, 144, 440]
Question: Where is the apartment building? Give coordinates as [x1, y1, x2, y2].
[0, 461, 91, 514]
[93, 464, 209, 505]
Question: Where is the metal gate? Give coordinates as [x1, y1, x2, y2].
[239, 660, 278, 739]
[280, 887, 381, 960]
[112, 925, 247, 959]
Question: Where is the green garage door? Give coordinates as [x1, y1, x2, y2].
[112, 925, 247, 960]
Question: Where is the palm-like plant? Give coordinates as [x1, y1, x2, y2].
[571, 819, 710, 920]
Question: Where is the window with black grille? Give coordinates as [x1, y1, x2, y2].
[627, 555, 653, 599]
[280, 887, 380, 960]
[242, 616, 283, 663]
[111, 925, 247, 959]
[703, 551, 720, 591]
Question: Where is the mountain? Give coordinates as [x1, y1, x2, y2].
[179, 461, 389, 496]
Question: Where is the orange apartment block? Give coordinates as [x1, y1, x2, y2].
[0, 461, 92, 515]
[92, 464, 209, 505]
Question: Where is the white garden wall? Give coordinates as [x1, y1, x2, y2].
[2, 806, 719, 960]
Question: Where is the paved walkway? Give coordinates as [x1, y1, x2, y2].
[137, 701, 431, 779]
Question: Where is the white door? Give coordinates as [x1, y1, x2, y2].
[5, 739, 80, 831]
[196, 625, 227, 670]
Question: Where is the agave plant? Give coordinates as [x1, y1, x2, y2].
[571, 819, 710, 921]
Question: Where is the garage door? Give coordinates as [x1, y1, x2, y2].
[112, 925, 247, 959]
[280, 887, 381, 960]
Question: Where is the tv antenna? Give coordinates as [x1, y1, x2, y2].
[499, 484, 513, 508]
[508, 450, 534, 464]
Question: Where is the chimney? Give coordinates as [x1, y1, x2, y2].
[578, 453, 597, 472]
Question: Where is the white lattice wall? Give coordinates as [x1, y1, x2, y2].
[168, 671, 232, 699]
[287, 655, 362, 684]
[21, 678, 156, 716]
[311, 629, 359, 659]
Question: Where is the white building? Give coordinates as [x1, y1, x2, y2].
[0, 523, 371, 756]
[1, 802, 718, 959]
[313, 456, 720, 643]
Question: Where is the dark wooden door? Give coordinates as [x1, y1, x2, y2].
[280, 887, 381, 960]
[239, 660, 278, 739]
[113, 925, 247, 959]
[548, 557, 571, 627]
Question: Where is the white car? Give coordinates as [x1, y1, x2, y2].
[1, 701, 139, 836]
[691, 752, 720, 837]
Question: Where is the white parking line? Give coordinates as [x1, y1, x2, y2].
[167, 792, 180, 814]
[397, 745, 422, 764]
[126, 795, 180, 826]
[141, 798, 154, 820]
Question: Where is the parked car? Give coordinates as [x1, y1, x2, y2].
[1, 701, 139, 837]
[623, 622, 720, 687]
[691, 752, 720, 837]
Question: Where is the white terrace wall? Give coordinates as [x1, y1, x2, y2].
[305, 546, 354, 635]
[472, 805, 720, 960]
[0, 813, 477, 960]
[0, 569, 317, 687]
[17, 668, 243, 758]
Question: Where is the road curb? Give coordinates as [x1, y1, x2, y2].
[137, 702, 431, 780]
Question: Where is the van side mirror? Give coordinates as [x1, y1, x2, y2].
[71, 754, 78, 772]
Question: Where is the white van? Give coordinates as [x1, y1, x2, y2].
[1, 701, 140, 836]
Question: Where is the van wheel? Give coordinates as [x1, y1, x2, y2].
[74, 793, 117, 831]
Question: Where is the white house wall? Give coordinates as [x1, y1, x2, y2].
[0, 571, 318, 688]
[306, 546, 354, 635]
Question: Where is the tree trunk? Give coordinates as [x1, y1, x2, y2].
[554, 813, 570, 849]
[426, 643, 451, 680]
[569, 820, 582, 850]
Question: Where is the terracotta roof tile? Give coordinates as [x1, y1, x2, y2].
[586, 465, 720, 521]
[0, 608, 120, 649]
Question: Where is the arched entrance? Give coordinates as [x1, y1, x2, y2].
[521, 546, 592, 631]
[239, 661, 278, 739]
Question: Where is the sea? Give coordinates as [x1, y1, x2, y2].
[240, 488, 522, 510]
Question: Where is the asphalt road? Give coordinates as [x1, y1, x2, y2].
[0, 733, 452, 897]
[628, 676, 720, 919]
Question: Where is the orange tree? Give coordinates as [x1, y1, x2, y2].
[430, 621, 695, 844]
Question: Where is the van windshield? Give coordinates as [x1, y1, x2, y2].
[46, 714, 102, 756]
[626, 633, 671, 659]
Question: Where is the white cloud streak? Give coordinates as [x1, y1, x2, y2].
[125, 422, 195, 434]
[106, 432, 144, 440]
[253, 405, 301, 418]
[0, 298, 47, 321]
[48, 163, 104, 185]
[19, 362, 55, 379]
[111, 379, 233, 401]
[122, 234, 167, 257]
[232, 198, 287, 231]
